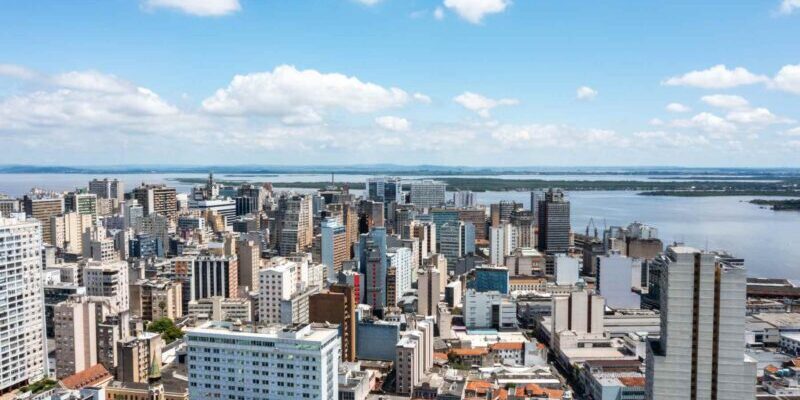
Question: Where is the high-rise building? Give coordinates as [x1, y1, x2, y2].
[89, 178, 124, 202]
[0, 195, 20, 217]
[258, 257, 309, 323]
[309, 283, 357, 362]
[187, 296, 252, 322]
[236, 239, 261, 293]
[418, 267, 441, 317]
[387, 247, 412, 307]
[131, 183, 177, 222]
[645, 246, 755, 400]
[82, 260, 130, 312]
[367, 177, 403, 204]
[64, 192, 98, 219]
[409, 180, 446, 210]
[536, 188, 571, 253]
[54, 296, 97, 378]
[23, 195, 64, 245]
[358, 228, 388, 311]
[490, 223, 513, 265]
[272, 194, 313, 256]
[596, 253, 642, 309]
[395, 319, 434, 395]
[190, 255, 239, 301]
[321, 218, 348, 283]
[186, 322, 340, 400]
[458, 207, 487, 241]
[490, 200, 520, 228]
[467, 265, 510, 294]
[453, 190, 476, 208]
[0, 215, 47, 393]
[50, 211, 93, 253]
[129, 278, 183, 321]
[438, 221, 475, 271]
[116, 332, 163, 384]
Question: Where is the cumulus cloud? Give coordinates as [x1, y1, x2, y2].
[353, 0, 382, 5]
[779, 0, 800, 14]
[782, 126, 800, 136]
[770, 64, 800, 94]
[663, 65, 768, 89]
[726, 107, 793, 125]
[434, 6, 445, 20]
[0, 64, 38, 80]
[413, 92, 432, 104]
[576, 86, 598, 101]
[491, 124, 628, 148]
[700, 94, 749, 109]
[665, 103, 691, 113]
[375, 115, 410, 131]
[443, 0, 511, 24]
[633, 131, 710, 148]
[453, 91, 518, 118]
[671, 112, 737, 137]
[142, 0, 241, 16]
[202, 65, 411, 122]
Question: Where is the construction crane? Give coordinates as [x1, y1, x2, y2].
[586, 218, 599, 238]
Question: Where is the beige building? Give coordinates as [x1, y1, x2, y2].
[418, 267, 441, 317]
[188, 296, 252, 322]
[23, 196, 64, 245]
[54, 296, 98, 378]
[50, 212, 93, 253]
[236, 239, 261, 293]
[130, 278, 183, 321]
[395, 319, 434, 395]
[117, 332, 163, 384]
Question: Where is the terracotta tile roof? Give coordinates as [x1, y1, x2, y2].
[492, 388, 508, 400]
[490, 342, 524, 351]
[513, 384, 564, 399]
[451, 347, 489, 356]
[434, 352, 449, 361]
[59, 364, 113, 390]
[791, 358, 800, 368]
[618, 376, 646, 387]
[765, 364, 780, 374]
[536, 342, 546, 350]
[466, 379, 493, 393]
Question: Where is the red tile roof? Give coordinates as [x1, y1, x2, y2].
[59, 364, 113, 390]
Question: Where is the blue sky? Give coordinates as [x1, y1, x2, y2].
[1, 0, 799, 166]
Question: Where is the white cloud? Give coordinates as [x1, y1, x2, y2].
[0, 64, 38, 80]
[671, 112, 737, 137]
[202, 65, 411, 122]
[453, 91, 518, 118]
[781, 126, 800, 136]
[633, 131, 710, 148]
[413, 92, 432, 104]
[434, 6, 445, 20]
[143, 0, 241, 16]
[700, 94, 749, 109]
[725, 107, 792, 125]
[375, 115, 410, 132]
[665, 102, 691, 113]
[443, 0, 511, 24]
[576, 86, 598, 101]
[354, 0, 382, 5]
[663, 65, 768, 89]
[649, 118, 665, 126]
[770, 64, 800, 94]
[491, 124, 628, 148]
[779, 0, 800, 14]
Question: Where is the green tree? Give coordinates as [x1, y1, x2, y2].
[146, 317, 184, 344]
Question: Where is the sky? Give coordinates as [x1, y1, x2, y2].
[1, 0, 799, 167]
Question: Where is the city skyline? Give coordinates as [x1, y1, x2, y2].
[1, 0, 800, 166]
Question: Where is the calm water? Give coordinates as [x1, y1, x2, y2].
[1, 173, 798, 279]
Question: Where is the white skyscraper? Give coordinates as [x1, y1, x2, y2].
[0, 215, 47, 392]
[409, 180, 446, 210]
[490, 223, 513, 265]
[82, 260, 130, 312]
[645, 246, 755, 400]
[388, 247, 412, 305]
[186, 321, 340, 400]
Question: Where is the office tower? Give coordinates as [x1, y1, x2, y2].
[536, 188, 571, 253]
[131, 183, 177, 222]
[64, 192, 98, 219]
[89, 178, 124, 202]
[321, 218, 348, 283]
[395, 319, 434, 395]
[23, 195, 64, 245]
[554, 254, 581, 285]
[235, 183, 268, 215]
[510, 209, 535, 248]
[129, 278, 183, 321]
[453, 190, 476, 207]
[358, 228, 388, 311]
[50, 212, 93, 253]
[464, 289, 517, 330]
[97, 311, 131, 373]
[0, 195, 20, 217]
[0, 215, 47, 392]
[409, 180, 446, 210]
[551, 289, 605, 337]
[459, 207, 487, 241]
[490, 200, 520, 228]
[418, 267, 441, 317]
[407, 220, 435, 266]
[116, 332, 163, 384]
[438, 221, 475, 271]
[190, 198, 237, 227]
[190, 255, 239, 301]
[279, 284, 318, 325]
[82, 260, 130, 312]
[186, 322, 340, 400]
[596, 253, 642, 309]
[236, 239, 261, 293]
[367, 177, 403, 204]
[394, 206, 417, 237]
[645, 246, 755, 400]
[272, 194, 313, 256]
[309, 283, 357, 362]
[490, 223, 513, 265]
[54, 296, 97, 378]
[387, 247, 412, 306]
[122, 199, 144, 230]
[467, 265, 510, 294]
[358, 199, 384, 231]
[44, 281, 86, 338]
